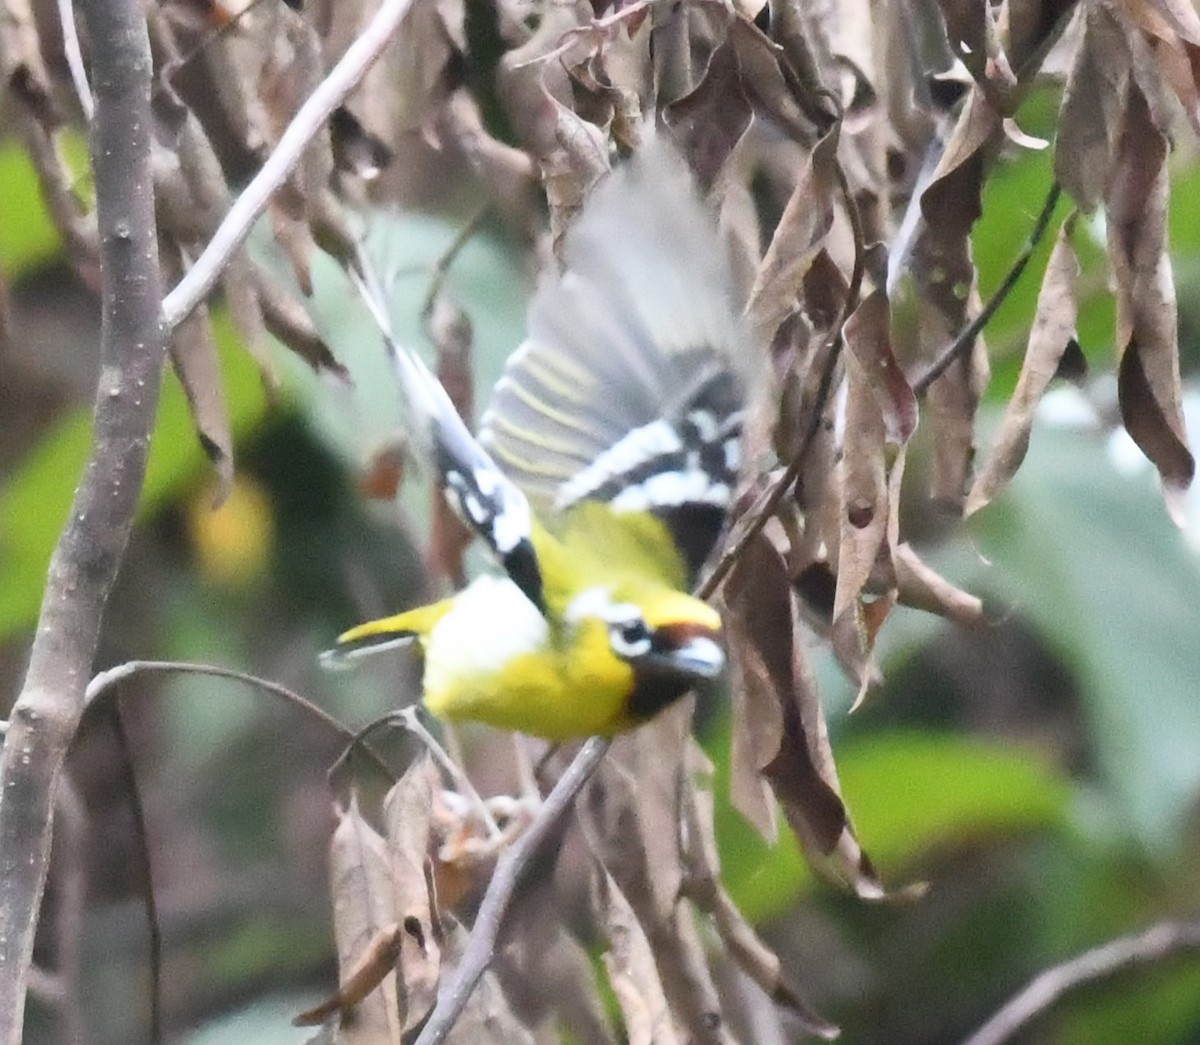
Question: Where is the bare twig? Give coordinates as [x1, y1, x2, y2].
[413, 736, 612, 1045]
[49, 779, 87, 1045]
[107, 707, 162, 1045]
[419, 204, 491, 330]
[85, 660, 393, 779]
[962, 919, 1200, 1045]
[160, 0, 416, 331]
[55, 0, 93, 121]
[0, 0, 163, 1036]
[912, 182, 1063, 397]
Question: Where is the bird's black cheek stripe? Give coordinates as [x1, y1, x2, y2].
[625, 667, 695, 722]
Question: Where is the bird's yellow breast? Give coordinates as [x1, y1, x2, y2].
[420, 574, 637, 739]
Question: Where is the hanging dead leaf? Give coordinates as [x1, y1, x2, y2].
[581, 705, 691, 926]
[294, 923, 403, 1027]
[383, 754, 443, 1036]
[967, 219, 1080, 515]
[392, 0, 468, 139]
[664, 37, 753, 193]
[918, 291, 990, 512]
[723, 531, 884, 898]
[745, 126, 840, 343]
[439, 917, 539, 1044]
[680, 747, 839, 1040]
[323, 793, 404, 1042]
[595, 868, 680, 1045]
[167, 292, 235, 509]
[842, 268, 918, 445]
[729, 14, 823, 141]
[830, 350, 889, 688]
[893, 542, 984, 625]
[1113, 0, 1200, 136]
[1055, 4, 1130, 211]
[256, 268, 349, 377]
[1106, 82, 1195, 513]
[540, 91, 612, 253]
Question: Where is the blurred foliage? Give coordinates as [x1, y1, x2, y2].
[0, 136, 89, 277]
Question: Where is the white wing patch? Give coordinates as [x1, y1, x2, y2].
[556, 420, 684, 510]
[609, 470, 731, 512]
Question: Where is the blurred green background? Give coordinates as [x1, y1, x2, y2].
[3, 91, 1200, 1043]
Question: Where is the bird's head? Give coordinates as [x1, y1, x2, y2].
[566, 585, 724, 724]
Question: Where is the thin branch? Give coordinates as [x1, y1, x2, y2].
[107, 707, 162, 1045]
[0, 0, 163, 1036]
[419, 204, 491, 331]
[160, 0, 416, 331]
[912, 182, 1062, 397]
[55, 0, 93, 121]
[396, 707, 501, 838]
[962, 919, 1200, 1045]
[85, 660, 394, 780]
[412, 736, 612, 1045]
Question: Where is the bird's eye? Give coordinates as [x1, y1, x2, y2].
[609, 616, 652, 658]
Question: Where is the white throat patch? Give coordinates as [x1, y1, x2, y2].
[426, 575, 548, 683]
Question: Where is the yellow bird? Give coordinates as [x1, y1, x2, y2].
[326, 139, 748, 740]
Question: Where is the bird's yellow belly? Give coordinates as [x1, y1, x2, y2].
[424, 646, 635, 740]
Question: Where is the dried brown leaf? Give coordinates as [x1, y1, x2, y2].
[161, 239, 235, 507]
[664, 37, 753, 193]
[1055, 4, 1130, 211]
[723, 532, 883, 898]
[327, 793, 404, 1042]
[1106, 83, 1195, 511]
[893, 542, 984, 625]
[294, 924, 403, 1027]
[680, 751, 838, 1040]
[745, 127, 839, 342]
[256, 268, 349, 377]
[579, 709, 735, 1045]
[596, 868, 680, 1045]
[729, 14, 821, 142]
[439, 918, 538, 1045]
[436, 91, 538, 216]
[830, 350, 889, 688]
[581, 706, 691, 925]
[918, 289, 990, 511]
[967, 221, 1080, 515]
[843, 268, 917, 445]
[541, 92, 612, 253]
[1115, 0, 1200, 135]
[393, 0, 467, 138]
[918, 92, 1000, 250]
[494, 897, 617, 1045]
[383, 755, 442, 1036]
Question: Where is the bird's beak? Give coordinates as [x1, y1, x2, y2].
[648, 625, 725, 681]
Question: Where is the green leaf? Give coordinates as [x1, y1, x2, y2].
[0, 133, 89, 277]
[0, 310, 267, 640]
[713, 730, 1071, 923]
[968, 424, 1200, 850]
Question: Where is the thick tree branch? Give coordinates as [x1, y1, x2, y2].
[0, 0, 164, 1037]
[962, 918, 1200, 1045]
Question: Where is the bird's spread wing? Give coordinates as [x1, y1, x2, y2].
[349, 253, 546, 613]
[479, 138, 749, 573]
